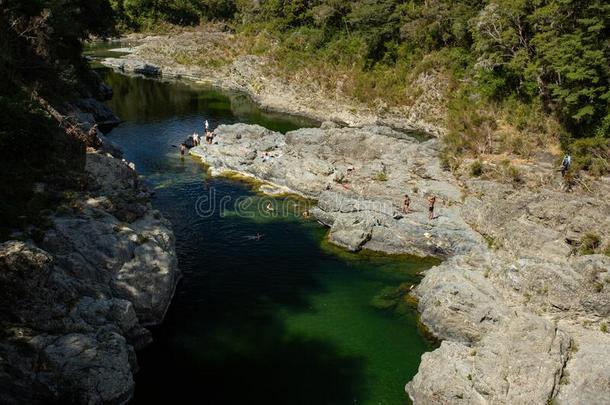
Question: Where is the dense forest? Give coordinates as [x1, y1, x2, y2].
[111, 0, 610, 174]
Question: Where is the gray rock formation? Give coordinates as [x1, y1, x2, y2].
[104, 57, 161, 77]
[190, 124, 484, 258]
[407, 315, 570, 405]
[189, 122, 610, 404]
[408, 177, 610, 404]
[0, 151, 180, 404]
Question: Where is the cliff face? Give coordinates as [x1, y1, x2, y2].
[0, 107, 180, 404]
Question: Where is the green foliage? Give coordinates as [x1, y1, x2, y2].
[444, 91, 497, 156]
[470, 160, 484, 177]
[580, 232, 602, 255]
[112, 0, 237, 28]
[375, 170, 389, 182]
[99, 1, 610, 174]
[471, 0, 610, 137]
[569, 137, 610, 176]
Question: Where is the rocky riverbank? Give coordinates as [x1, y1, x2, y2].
[98, 28, 444, 136]
[95, 33, 610, 404]
[0, 102, 180, 403]
[189, 123, 610, 404]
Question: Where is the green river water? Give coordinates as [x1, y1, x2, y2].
[96, 51, 437, 404]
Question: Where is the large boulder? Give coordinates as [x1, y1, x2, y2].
[407, 315, 570, 405]
[0, 151, 180, 404]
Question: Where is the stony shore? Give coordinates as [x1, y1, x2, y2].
[0, 102, 180, 403]
[100, 28, 445, 137]
[188, 123, 610, 404]
[98, 35, 610, 404]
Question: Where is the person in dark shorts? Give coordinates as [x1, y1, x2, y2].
[179, 144, 186, 156]
[403, 194, 411, 214]
[427, 195, 436, 220]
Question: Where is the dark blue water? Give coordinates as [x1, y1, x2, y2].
[99, 67, 436, 405]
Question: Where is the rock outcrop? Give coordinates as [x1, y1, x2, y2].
[407, 177, 610, 403]
[0, 151, 180, 404]
[103, 57, 161, 77]
[189, 122, 610, 404]
[190, 124, 484, 258]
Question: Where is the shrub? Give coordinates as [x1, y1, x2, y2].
[580, 233, 601, 255]
[569, 137, 610, 177]
[508, 165, 522, 184]
[375, 170, 388, 182]
[470, 160, 483, 177]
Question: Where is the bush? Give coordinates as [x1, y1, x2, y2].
[569, 137, 610, 177]
[444, 92, 497, 157]
[469, 160, 483, 177]
[580, 233, 602, 255]
[375, 170, 388, 182]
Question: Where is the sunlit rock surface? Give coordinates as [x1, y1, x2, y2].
[0, 151, 179, 404]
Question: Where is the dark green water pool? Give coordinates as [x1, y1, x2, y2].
[99, 67, 436, 405]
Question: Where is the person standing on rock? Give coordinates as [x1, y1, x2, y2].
[427, 195, 436, 220]
[403, 194, 411, 214]
[204, 120, 209, 132]
[561, 154, 572, 177]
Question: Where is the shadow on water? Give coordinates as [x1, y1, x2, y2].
[101, 68, 318, 132]
[134, 179, 369, 403]
[95, 64, 435, 405]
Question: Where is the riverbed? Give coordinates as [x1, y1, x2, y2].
[98, 63, 436, 405]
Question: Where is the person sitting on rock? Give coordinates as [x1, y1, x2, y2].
[88, 124, 100, 146]
[427, 195, 436, 220]
[205, 130, 213, 144]
[403, 194, 411, 214]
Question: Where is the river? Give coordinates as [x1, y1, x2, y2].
[97, 59, 436, 404]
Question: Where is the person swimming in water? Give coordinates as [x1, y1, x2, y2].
[245, 233, 264, 241]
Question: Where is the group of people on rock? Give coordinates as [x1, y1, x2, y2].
[403, 193, 437, 221]
[180, 119, 216, 156]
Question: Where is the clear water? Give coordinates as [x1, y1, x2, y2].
[99, 67, 437, 405]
